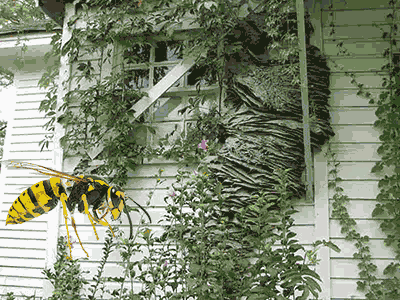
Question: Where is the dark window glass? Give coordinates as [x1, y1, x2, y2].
[154, 66, 180, 87]
[124, 44, 151, 64]
[155, 41, 183, 62]
[187, 64, 217, 86]
[124, 69, 150, 89]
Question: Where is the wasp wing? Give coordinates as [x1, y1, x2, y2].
[8, 161, 87, 183]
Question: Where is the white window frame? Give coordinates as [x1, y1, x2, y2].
[112, 33, 220, 116]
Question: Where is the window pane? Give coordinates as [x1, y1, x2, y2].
[155, 41, 183, 62]
[187, 64, 217, 86]
[154, 66, 180, 87]
[124, 69, 150, 89]
[124, 44, 151, 64]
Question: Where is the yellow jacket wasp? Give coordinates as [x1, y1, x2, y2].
[5, 161, 151, 259]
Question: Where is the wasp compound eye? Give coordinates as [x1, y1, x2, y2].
[108, 186, 125, 220]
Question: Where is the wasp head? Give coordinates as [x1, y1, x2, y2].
[107, 185, 125, 220]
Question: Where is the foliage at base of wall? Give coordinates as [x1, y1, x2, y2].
[6, 166, 338, 300]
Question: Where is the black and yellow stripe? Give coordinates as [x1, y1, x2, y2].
[4, 161, 129, 260]
[6, 178, 65, 225]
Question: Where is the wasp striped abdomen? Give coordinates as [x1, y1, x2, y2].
[3, 161, 151, 259]
[6, 178, 66, 225]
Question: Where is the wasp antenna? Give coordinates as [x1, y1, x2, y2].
[127, 197, 152, 224]
[123, 205, 134, 240]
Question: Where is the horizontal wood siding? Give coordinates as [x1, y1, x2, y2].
[0, 75, 53, 299]
[48, 6, 318, 299]
[3, 2, 399, 299]
[323, 1, 398, 299]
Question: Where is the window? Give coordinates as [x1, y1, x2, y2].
[112, 35, 220, 152]
[119, 38, 217, 93]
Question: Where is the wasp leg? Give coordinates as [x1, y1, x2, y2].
[80, 194, 116, 238]
[97, 207, 109, 220]
[70, 215, 89, 258]
[59, 193, 73, 260]
[95, 203, 108, 220]
[94, 209, 116, 237]
[80, 194, 100, 240]
[98, 215, 115, 237]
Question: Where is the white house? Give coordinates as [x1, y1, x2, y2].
[0, 0, 398, 299]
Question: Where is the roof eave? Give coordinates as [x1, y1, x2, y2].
[37, 0, 73, 26]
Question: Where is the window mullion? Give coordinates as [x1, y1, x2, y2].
[147, 46, 156, 121]
[149, 46, 155, 89]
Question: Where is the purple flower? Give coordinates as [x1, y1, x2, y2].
[64, 235, 76, 248]
[170, 191, 176, 197]
[163, 260, 168, 267]
[198, 139, 209, 151]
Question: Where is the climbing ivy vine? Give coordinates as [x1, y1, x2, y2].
[327, 0, 400, 298]
[37, 0, 304, 186]
[5, 0, 400, 298]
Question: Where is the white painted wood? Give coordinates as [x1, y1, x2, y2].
[43, 3, 76, 298]
[1, 1, 398, 299]
[0, 87, 18, 293]
[0, 77, 50, 298]
[321, 2, 397, 299]
[314, 146, 331, 300]
[87, 54, 205, 160]
[130, 54, 205, 119]
[0, 33, 54, 49]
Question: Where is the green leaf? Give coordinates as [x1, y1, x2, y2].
[303, 276, 322, 292]
[178, 106, 189, 115]
[127, 159, 136, 170]
[204, 1, 217, 9]
[60, 136, 68, 149]
[214, 181, 222, 195]
[77, 63, 87, 71]
[296, 286, 310, 300]
[98, 114, 108, 125]
[238, 4, 249, 18]
[325, 241, 341, 253]
[300, 268, 322, 281]
[371, 162, 383, 173]
[372, 204, 384, 217]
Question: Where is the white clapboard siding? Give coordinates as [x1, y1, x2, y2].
[2, 1, 400, 299]
[57, 5, 318, 297]
[52, 5, 205, 298]
[320, 1, 398, 299]
[0, 73, 54, 299]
